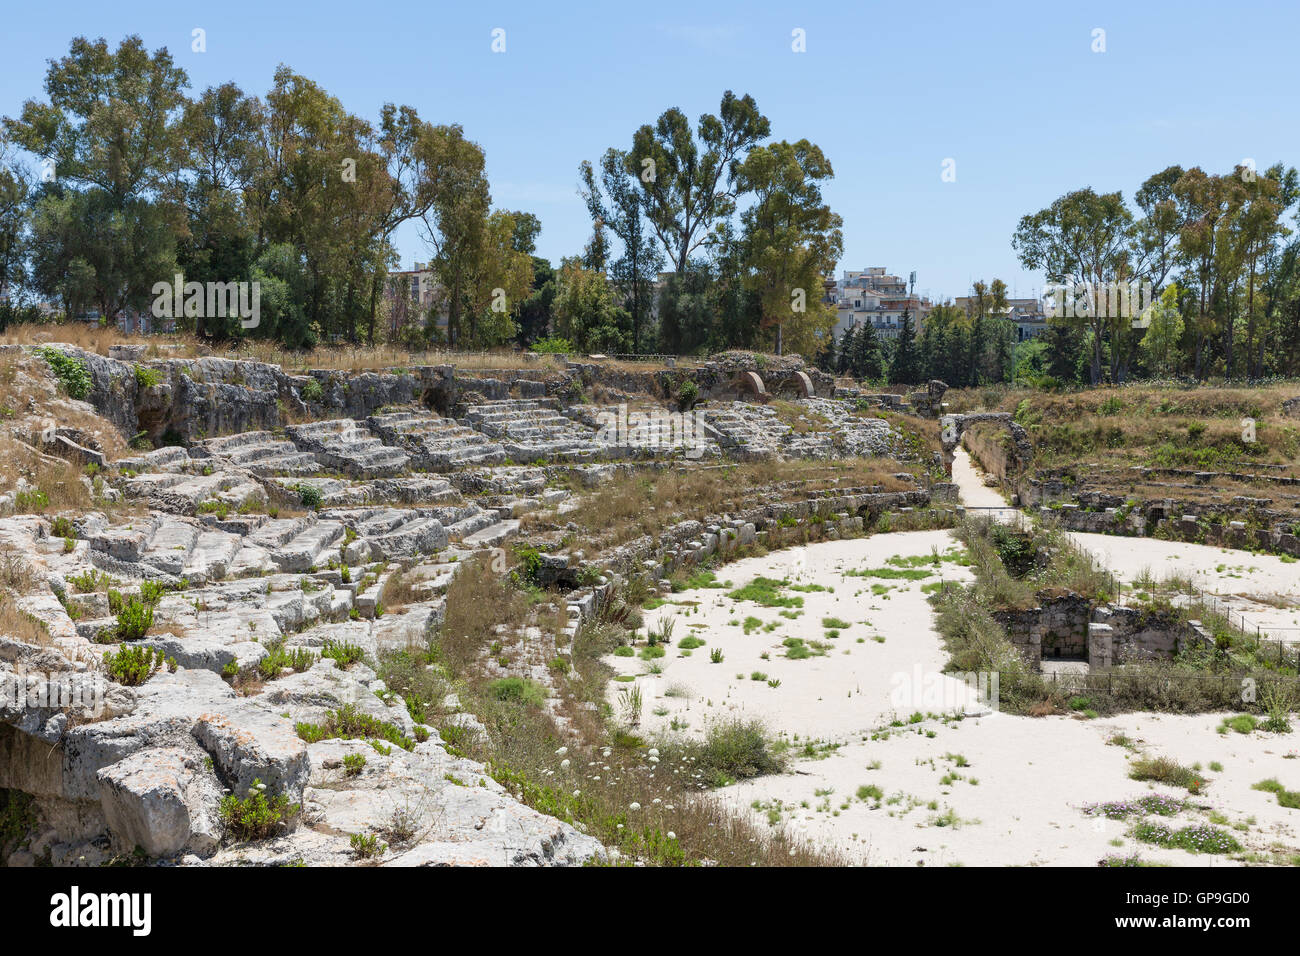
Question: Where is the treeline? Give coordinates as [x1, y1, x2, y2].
[816, 162, 1300, 387]
[559, 94, 842, 356]
[0, 36, 846, 357]
[813, 279, 1019, 387]
[1012, 165, 1300, 384]
[0, 35, 536, 348]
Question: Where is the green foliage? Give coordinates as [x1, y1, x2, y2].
[342, 753, 366, 777]
[530, 335, 572, 354]
[34, 347, 92, 399]
[103, 644, 170, 686]
[111, 596, 155, 641]
[133, 364, 161, 388]
[320, 639, 365, 668]
[219, 780, 299, 841]
[294, 703, 414, 751]
[658, 719, 785, 788]
[300, 377, 324, 403]
[488, 676, 547, 708]
[295, 483, 323, 510]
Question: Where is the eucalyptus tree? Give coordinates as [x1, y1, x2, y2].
[626, 91, 770, 274]
[734, 139, 842, 356]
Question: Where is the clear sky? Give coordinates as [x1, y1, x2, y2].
[3, 0, 1298, 303]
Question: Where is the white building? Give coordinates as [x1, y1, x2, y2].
[832, 267, 932, 339]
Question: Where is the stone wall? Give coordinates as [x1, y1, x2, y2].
[993, 589, 1210, 669]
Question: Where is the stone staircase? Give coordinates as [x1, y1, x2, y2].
[285, 419, 411, 478]
[366, 410, 506, 471]
[460, 398, 603, 462]
[702, 404, 790, 459]
[192, 431, 321, 477]
[122, 470, 264, 514]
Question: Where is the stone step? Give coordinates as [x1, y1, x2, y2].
[444, 507, 498, 540]
[365, 516, 448, 560]
[460, 519, 520, 550]
[182, 530, 244, 584]
[246, 516, 317, 550]
[140, 518, 201, 575]
[114, 446, 190, 473]
[269, 520, 346, 573]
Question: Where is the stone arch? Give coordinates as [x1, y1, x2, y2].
[733, 370, 770, 404]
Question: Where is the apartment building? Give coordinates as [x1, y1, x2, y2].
[832, 267, 932, 339]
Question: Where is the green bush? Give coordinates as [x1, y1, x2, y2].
[112, 597, 155, 641]
[219, 779, 299, 841]
[488, 676, 547, 708]
[300, 378, 324, 403]
[295, 484, 323, 510]
[294, 703, 415, 751]
[104, 644, 170, 686]
[321, 639, 365, 668]
[133, 364, 162, 389]
[659, 719, 785, 788]
[34, 347, 92, 400]
[530, 336, 572, 355]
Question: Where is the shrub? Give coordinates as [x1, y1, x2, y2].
[133, 364, 162, 389]
[350, 832, 387, 859]
[294, 703, 414, 751]
[50, 516, 75, 538]
[34, 347, 92, 400]
[104, 645, 170, 686]
[1128, 756, 1205, 792]
[219, 780, 299, 841]
[295, 483, 323, 510]
[660, 719, 785, 788]
[300, 378, 324, 403]
[111, 597, 155, 641]
[14, 490, 49, 513]
[321, 639, 365, 668]
[342, 753, 366, 778]
[530, 335, 572, 355]
[488, 676, 547, 708]
[1132, 821, 1240, 854]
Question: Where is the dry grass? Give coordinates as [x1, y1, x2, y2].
[0, 547, 51, 646]
[0, 325, 701, 374]
[437, 555, 530, 673]
[559, 459, 915, 555]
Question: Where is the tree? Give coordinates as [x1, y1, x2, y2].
[850, 321, 884, 381]
[1139, 283, 1185, 377]
[1172, 168, 1243, 378]
[5, 35, 189, 202]
[735, 139, 842, 356]
[552, 258, 630, 353]
[6, 35, 188, 324]
[0, 136, 30, 301]
[1012, 188, 1134, 383]
[627, 91, 770, 274]
[889, 308, 921, 385]
[579, 148, 663, 352]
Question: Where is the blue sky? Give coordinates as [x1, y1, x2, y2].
[3, 0, 1298, 302]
